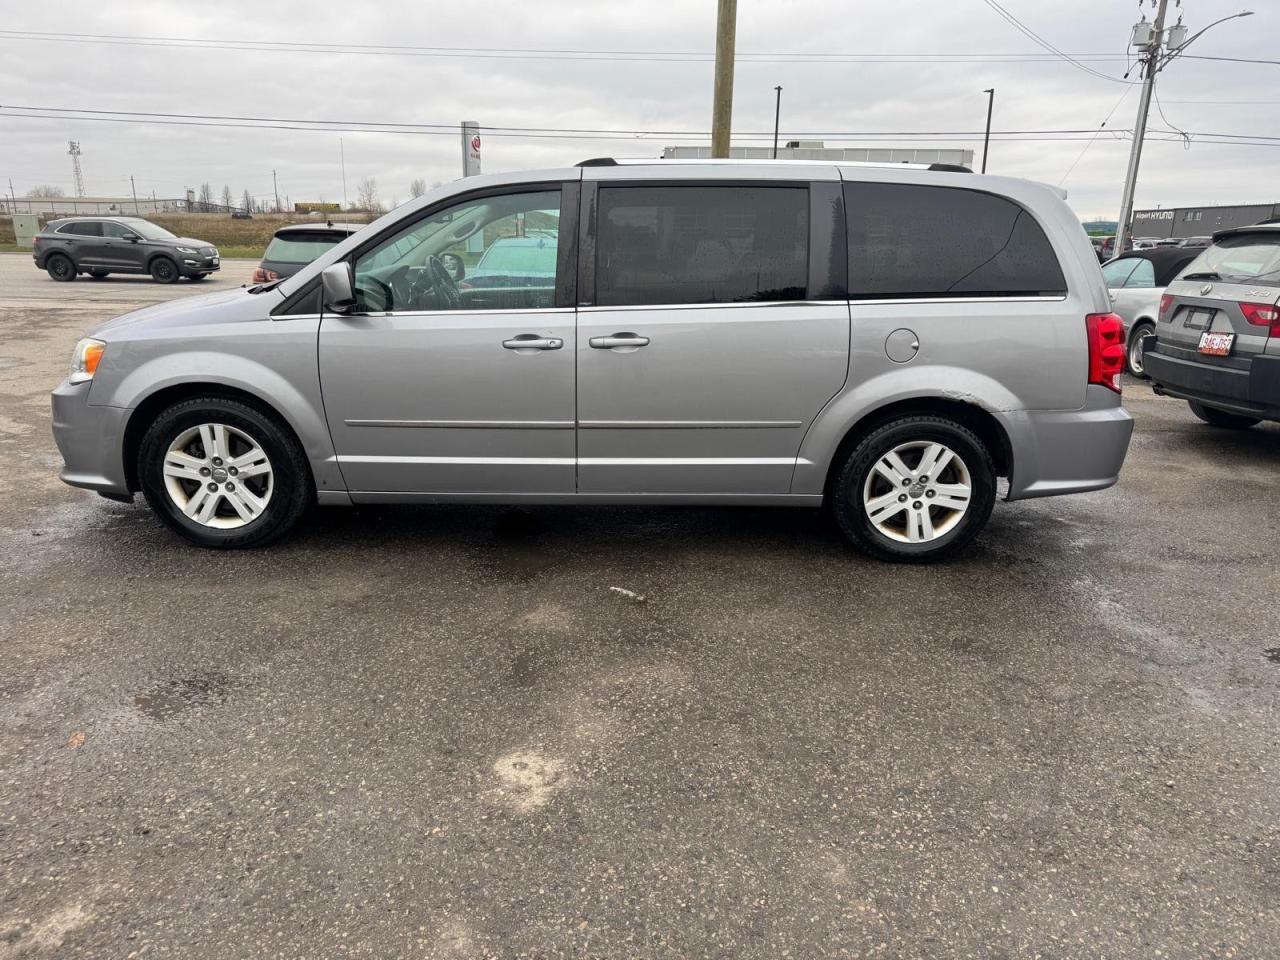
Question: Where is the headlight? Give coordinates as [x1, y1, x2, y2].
[176, 246, 198, 254]
[69, 338, 106, 384]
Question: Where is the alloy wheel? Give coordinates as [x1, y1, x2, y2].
[862, 440, 972, 544]
[162, 422, 273, 528]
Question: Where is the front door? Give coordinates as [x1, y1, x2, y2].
[318, 183, 579, 495]
[575, 180, 849, 495]
[98, 220, 141, 269]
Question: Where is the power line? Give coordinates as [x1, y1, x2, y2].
[1059, 87, 1134, 185]
[0, 28, 1138, 64]
[980, 0, 1134, 84]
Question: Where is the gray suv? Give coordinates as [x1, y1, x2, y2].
[51, 160, 1133, 561]
[33, 216, 220, 283]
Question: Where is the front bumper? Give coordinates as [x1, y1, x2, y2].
[1001, 386, 1135, 501]
[51, 380, 132, 498]
[178, 255, 221, 277]
[1144, 339, 1280, 420]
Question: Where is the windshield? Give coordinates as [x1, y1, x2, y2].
[264, 233, 346, 264]
[127, 220, 176, 241]
[1181, 234, 1280, 286]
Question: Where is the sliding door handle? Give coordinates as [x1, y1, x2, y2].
[589, 333, 650, 349]
[503, 335, 563, 351]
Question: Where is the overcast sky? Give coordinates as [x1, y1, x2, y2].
[1, 0, 1276, 220]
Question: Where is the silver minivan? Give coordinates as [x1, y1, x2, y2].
[52, 159, 1134, 561]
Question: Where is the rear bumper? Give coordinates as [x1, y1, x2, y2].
[1001, 386, 1134, 501]
[1144, 340, 1280, 420]
[51, 380, 132, 497]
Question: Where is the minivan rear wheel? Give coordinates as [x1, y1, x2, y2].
[149, 257, 179, 284]
[138, 396, 312, 548]
[46, 254, 76, 282]
[832, 415, 996, 563]
[1187, 400, 1260, 430]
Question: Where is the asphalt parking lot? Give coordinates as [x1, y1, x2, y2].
[1, 251, 1277, 959]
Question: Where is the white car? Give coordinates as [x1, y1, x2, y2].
[1102, 248, 1199, 375]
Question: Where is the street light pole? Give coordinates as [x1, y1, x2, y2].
[1115, 5, 1253, 253]
[130, 175, 139, 214]
[710, 0, 738, 158]
[339, 138, 348, 210]
[981, 88, 995, 173]
[272, 169, 280, 213]
[772, 85, 783, 159]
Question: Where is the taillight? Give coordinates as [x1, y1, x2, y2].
[1159, 293, 1173, 320]
[1239, 301, 1280, 337]
[1086, 312, 1126, 393]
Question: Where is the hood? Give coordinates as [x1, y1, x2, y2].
[168, 237, 214, 248]
[90, 285, 283, 338]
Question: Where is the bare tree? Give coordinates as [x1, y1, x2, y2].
[26, 184, 65, 198]
[220, 184, 233, 211]
[408, 177, 426, 199]
[241, 188, 253, 213]
[198, 182, 213, 211]
[355, 177, 380, 213]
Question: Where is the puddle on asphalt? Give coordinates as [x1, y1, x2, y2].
[134, 674, 232, 721]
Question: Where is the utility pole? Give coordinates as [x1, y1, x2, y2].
[981, 88, 995, 173]
[130, 175, 139, 214]
[1116, 4, 1252, 251]
[772, 85, 783, 159]
[339, 138, 348, 210]
[1115, 0, 1170, 254]
[7, 177, 16, 215]
[272, 169, 280, 213]
[711, 0, 737, 158]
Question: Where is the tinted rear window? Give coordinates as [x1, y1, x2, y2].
[58, 221, 102, 237]
[596, 185, 809, 306]
[844, 182, 1066, 299]
[1182, 234, 1280, 287]
[264, 233, 347, 264]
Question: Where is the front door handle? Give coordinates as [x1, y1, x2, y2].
[589, 333, 650, 349]
[502, 334, 563, 351]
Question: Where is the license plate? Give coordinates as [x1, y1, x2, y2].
[1198, 331, 1234, 356]
[212, 257, 220, 265]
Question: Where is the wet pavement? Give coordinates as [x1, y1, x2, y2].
[1, 253, 1278, 958]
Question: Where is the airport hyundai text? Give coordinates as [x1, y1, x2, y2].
[51, 160, 1134, 561]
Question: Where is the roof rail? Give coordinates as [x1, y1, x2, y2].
[576, 157, 618, 167]
[927, 163, 972, 173]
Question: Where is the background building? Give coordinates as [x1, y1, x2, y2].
[0, 195, 189, 216]
[1131, 202, 1280, 240]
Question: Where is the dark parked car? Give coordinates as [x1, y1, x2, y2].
[32, 216, 219, 283]
[1143, 225, 1280, 428]
[252, 223, 361, 284]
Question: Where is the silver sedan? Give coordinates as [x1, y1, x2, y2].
[1102, 248, 1199, 376]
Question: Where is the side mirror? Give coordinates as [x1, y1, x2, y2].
[122, 233, 139, 242]
[321, 262, 356, 314]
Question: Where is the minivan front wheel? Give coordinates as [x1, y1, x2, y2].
[832, 416, 996, 563]
[138, 396, 312, 548]
[149, 257, 179, 284]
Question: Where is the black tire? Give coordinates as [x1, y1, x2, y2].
[831, 415, 997, 563]
[149, 257, 180, 284]
[137, 396, 312, 548]
[88, 269, 110, 280]
[1126, 321, 1154, 378]
[46, 254, 76, 282]
[1187, 400, 1260, 430]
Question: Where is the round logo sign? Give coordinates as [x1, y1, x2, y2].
[471, 135, 482, 152]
